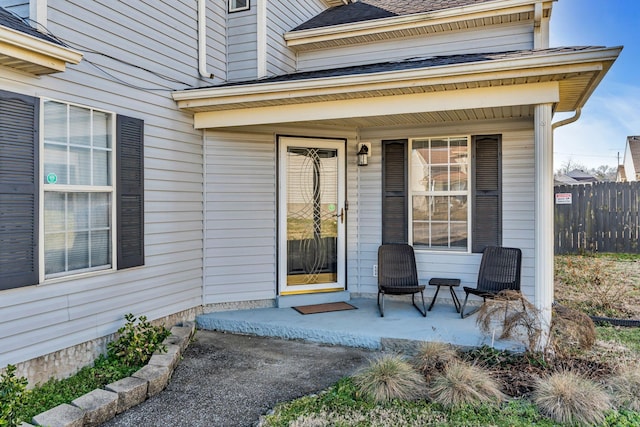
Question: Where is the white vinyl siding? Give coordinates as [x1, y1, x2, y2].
[354, 120, 535, 302]
[266, 0, 325, 76]
[227, 0, 258, 81]
[203, 132, 277, 304]
[297, 22, 533, 72]
[0, 0, 205, 367]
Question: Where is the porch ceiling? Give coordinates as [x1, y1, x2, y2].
[173, 46, 621, 130]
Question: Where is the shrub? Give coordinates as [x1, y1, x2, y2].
[608, 364, 640, 412]
[533, 371, 611, 426]
[352, 355, 426, 403]
[550, 305, 596, 358]
[412, 342, 459, 381]
[0, 365, 29, 427]
[427, 360, 504, 408]
[107, 313, 171, 367]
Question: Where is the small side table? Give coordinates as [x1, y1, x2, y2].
[428, 278, 461, 313]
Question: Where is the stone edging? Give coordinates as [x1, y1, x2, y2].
[21, 321, 196, 427]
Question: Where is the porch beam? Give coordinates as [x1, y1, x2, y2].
[193, 82, 559, 129]
[534, 103, 554, 341]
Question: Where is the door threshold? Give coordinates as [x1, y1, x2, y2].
[276, 291, 350, 308]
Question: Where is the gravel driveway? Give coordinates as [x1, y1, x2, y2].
[101, 330, 372, 427]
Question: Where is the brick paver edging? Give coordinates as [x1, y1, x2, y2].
[22, 322, 196, 427]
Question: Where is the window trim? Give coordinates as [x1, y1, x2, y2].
[38, 98, 118, 283]
[228, 0, 250, 13]
[408, 135, 472, 253]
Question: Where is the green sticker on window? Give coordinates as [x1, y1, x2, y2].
[328, 204, 336, 212]
[46, 173, 58, 184]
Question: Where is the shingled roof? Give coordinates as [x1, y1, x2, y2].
[199, 47, 603, 89]
[0, 6, 63, 45]
[293, 0, 495, 31]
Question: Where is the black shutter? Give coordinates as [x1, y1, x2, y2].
[0, 90, 39, 290]
[472, 135, 502, 253]
[116, 115, 145, 269]
[382, 139, 408, 244]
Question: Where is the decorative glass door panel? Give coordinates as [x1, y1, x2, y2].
[279, 137, 345, 294]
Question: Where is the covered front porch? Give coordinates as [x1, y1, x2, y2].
[196, 296, 523, 352]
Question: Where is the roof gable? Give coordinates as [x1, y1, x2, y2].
[628, 136, 640, 167]
[293, 0, 496, 31]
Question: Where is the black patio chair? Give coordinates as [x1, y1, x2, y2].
[460, 246, 522, 318]
[377, 244, 427, 317]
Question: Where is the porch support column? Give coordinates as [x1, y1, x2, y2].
[534, 103, 554, 343]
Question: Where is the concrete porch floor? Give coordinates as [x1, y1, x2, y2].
[196, 297, 523, 353]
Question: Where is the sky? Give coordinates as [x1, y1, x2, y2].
[549, 0, 640, 171]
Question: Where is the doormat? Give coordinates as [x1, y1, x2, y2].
[293, 302, 357, 315]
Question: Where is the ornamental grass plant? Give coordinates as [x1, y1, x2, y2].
[533, 370, 611, 426]
[412, 341, 459, 381]
[427, 360, 504, 408]
[608, 364, 640, 412]
[352, 354, 426, 403]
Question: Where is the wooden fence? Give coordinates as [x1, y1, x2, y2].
[554, 182, 640, 254]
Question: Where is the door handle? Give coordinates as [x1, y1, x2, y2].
[335, 208, 344, 224]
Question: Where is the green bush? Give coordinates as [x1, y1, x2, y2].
[0, 365, 29, 427]
[107, 313, 171, 367]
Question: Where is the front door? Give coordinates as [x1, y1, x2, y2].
[278, 137, 346, 295]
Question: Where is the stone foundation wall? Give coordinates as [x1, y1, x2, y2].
[2, 307, 202, 387]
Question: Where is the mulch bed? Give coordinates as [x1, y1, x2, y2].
[463, 351, 615, 398]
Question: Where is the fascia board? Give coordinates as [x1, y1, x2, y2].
[192, 81, 560, 128]
[0, 26, 83, 65]
[285, 0, 553, 47]
[173, 47, 621, 109]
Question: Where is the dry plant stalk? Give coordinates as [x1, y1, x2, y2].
[476, 290, 545, 352]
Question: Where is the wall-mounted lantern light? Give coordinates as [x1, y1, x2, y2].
[357, 142, 370, 166]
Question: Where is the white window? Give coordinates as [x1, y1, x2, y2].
[410, 136, 470, 251]
[42, 100, 115, 278]
[229, 0, 249, 13]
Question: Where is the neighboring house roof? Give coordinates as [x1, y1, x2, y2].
[293, 0, 494, 31]
[555, 175, 580, 185]
[628, 136, 640, 171]
[200, 46, 604, 89]
[566, 169, 598, 182]
[0, 7, 82, 74]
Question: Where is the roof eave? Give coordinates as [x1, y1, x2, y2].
[0, 25, 83, 74]
[173, 46, 622, 112]
[285, 0, 554, 50]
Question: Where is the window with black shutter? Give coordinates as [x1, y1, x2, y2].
[0, 90, 39, 290]
[381, 135, 502, 252]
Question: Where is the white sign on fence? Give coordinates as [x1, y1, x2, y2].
[555, 193, 572, 205]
